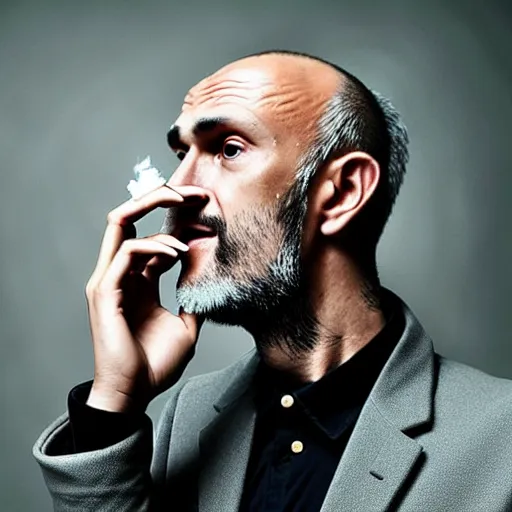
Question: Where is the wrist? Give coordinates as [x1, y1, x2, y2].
[86, 385, 146, 413]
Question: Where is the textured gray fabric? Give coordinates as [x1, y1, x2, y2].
[33, 413, 154, 511]
[33, 290, 512, 511]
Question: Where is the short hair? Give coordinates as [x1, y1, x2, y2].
[245, 50, 409, 273]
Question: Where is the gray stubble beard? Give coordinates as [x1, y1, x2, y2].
[174, 174, 323, 355]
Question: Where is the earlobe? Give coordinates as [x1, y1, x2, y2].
[320, 216, 340, 236]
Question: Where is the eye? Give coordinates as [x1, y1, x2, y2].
[176, 150, 187, 161]
[222, 141, 243, 160]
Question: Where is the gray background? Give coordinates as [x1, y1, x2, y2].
[1, 0, 511, 509]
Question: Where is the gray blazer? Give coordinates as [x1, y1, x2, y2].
[33, 291, 512, 511]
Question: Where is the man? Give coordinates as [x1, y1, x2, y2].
[33, 51, 512, 511]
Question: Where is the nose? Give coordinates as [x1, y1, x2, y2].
[166, 151, 207, 188]
[166, 155, 215, 211]
[167, 158, 193, 188]
[160, 160, 210, 235]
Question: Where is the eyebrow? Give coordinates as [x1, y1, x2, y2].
[193, 116, 230, 135]
[167, 116, 232, 149]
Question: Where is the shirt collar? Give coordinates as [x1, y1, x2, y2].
[253, 292, 405, 440]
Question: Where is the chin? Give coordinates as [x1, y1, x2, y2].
[177, 265, 205, 291]
[175, 273, 246, 321]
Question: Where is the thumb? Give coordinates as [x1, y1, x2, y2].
[178, 307, 205, 340]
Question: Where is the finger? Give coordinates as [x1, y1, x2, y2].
[93, 187, 205, 281]
[91, 223, 135, 284]
[140, 234, 190, 281]
[165, 185, 211, 199]
[131, 251, 156, 273]
[118, 185, 208, 226]
[144, 233, 189, 251]
[142, 254, 177, 282]
[100, 239, 183, 292]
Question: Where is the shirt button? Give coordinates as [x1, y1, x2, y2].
[291, 440, 304, 454]
[281, 394, 294, 408]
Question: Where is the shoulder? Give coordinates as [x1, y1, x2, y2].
[437, 355, 512, 396]
[435, 355, 512, 418]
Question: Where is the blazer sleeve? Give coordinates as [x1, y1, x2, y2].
[32, 379, 188, 512]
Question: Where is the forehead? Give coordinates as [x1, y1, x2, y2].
[175, 59, 339, 142]
[184, 68, 273, 109]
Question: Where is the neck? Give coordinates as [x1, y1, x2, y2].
[248, 254, 386, 384]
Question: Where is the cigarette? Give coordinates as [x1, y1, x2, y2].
[127, 156, 167, 199]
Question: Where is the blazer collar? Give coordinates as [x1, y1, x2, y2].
[212, 349, 260, 412]
[369, 288, 435, 433]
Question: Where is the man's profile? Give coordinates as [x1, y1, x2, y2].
[33, 51, 512, 511]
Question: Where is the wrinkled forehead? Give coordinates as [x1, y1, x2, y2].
[177, 62, 339, 144]
[184, 68, 272, 110]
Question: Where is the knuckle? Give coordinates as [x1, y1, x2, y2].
[85, 278, 98, 298]
[85, 277, 114, 301]
[107, 209, 123, 225]
[85, 283, 94, 298]
[120, 239, 136, 253]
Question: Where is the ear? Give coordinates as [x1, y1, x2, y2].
[318, 151, 380, 237]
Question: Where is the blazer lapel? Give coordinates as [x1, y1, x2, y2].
[321, 290, 436, 511]
[197, 353, 260, 512]
[319, 400, 423, 511]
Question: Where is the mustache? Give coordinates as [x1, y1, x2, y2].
[195, 212, 226, 235]
[160, 207, 226, 237]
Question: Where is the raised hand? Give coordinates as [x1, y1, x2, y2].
[84, 184, 209, 412]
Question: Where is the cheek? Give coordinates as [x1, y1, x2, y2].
[228, 205, 285, 257]
[208, 149, 296, 215]
[209, 172, 263, 218]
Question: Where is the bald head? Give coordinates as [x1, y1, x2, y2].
[183, 53, 343, 151]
